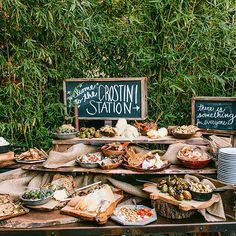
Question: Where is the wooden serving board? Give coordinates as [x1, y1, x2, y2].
[22, 164, 217, 175]
[53, 135, 208, 146]
[26, 199, 67, 211]
[143, 184, 220, 211]
[1, 210, 79, 228]
[0, 152, 15, 168]
[0, 206, 29, 221]
[61, 193, 124, 225]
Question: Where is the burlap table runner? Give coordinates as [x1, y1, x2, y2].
[185, 174, 226, 222]
[43, 143, 97, 168]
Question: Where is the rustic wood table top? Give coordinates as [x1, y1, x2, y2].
[22, 164, 217, 175]
[0, 211, 235, 235]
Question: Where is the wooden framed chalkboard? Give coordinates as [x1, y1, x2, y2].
[63, 77, 147, 120]
[192, 97, 236, 134]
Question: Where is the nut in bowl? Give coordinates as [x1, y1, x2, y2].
[172, 125, 199, 139]
[189, 182, 227, 201]
[19, 188, 54, 206]
[53, 124, 78, 140]
[76, 152, 103, 168]
[177, 146, 212, 169]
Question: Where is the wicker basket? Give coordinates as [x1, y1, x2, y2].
[101, 149, 125, 157]
[100, 160, 123, 170]
[151, 199, 196, 219]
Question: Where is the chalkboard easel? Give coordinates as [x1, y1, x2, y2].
[64, 77, 147, 121]
[192, 96, 236, 147]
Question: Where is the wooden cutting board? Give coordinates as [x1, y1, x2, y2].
[0, 152, 15, 168]
[143, 183, 220, 211]
[61, 193, 124, 225]
[1, 210, 79, 228]
[27, 199, 67, 211]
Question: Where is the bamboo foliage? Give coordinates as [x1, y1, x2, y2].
[0, 0, 235, 148]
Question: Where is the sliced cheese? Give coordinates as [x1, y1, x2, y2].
[75, 184, 115, 212]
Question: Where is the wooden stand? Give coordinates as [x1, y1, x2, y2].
[52, 135, 209, 152]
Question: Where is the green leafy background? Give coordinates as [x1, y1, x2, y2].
[0, 0, 235, 149]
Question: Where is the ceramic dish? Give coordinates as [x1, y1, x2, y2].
[76, 159, 100, 168]
[111, 205, 157, 226]
[122, 161, 171, 173]
[190, 188, 226, 201]
[76, 152, 103, 169]
[15, 158, 47, 164]
[0, 144, 10, 154]
[177, 156, 211, 169]
[53, 132, 77, 140]
[19, 189, 54, 206]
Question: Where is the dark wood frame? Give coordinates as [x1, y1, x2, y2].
[1, 220, 236, 235]
[63, 77, 148, 120]
[191, 96, 236, 135]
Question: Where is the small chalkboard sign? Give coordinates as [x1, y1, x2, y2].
[192, 97, 236, 134]
[63, 77, 147, 120]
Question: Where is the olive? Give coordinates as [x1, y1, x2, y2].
[90, 127, 96, 132]
[176, 185, 183, 191]
[157, 183, 164, 190]
[168, 187, 176, 196]
[159, 179, 167, 185]
[80, 133, 86, 138]
[183, 183, 189, 190]
[80, 127, 86, 132]
[175, 193, 184, 201]
[182, 190, 192, 200]
[161, 184, 168, 193]
[170, 179, 176, 186]
[167, 177, 173, 186]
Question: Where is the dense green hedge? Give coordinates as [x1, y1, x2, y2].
[0, 0, 235, 148]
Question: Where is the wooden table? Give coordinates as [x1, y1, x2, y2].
[22, 164, 217, 175]
[0, 212, 235, 236]
[52, 135, 209, 152]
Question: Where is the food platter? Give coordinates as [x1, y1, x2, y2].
[76, 152, 103, 168]
[15, 148, 48, 164]
[0, 205, 29, 221]
[15, 158, 46, 164]
[0, 195, 29, 221]
[61, 183, 124, 224]
[111, 205, 157, 226]
[122, 161, 171, 173]
[19, 189, 54, 206]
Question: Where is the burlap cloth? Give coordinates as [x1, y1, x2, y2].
[0, 170, 226, 221]
[162, 143, 210, 164]
[43, 143, 97, 168]
[184, 174, 226, 222]
[0, 169, 146, 200]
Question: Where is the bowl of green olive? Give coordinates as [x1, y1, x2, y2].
[19, 188, 54, 206]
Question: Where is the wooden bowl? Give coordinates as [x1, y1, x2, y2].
[172, 132, 195, 139]
[100, 160, 123, 170]
[101, 149, 125, 157]
[177, 156, 212, 169]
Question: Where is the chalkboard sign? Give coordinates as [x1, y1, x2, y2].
[63, 77, 147, 120]
[192, 97, 236, 134]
